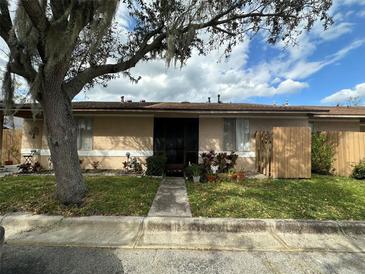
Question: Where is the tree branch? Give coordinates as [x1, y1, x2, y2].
[193, 11, 296, 30]
[64, 33, 166, 99]
[50, 0, 72, 21]
[213, 26, 236, 36]
[0, 0, 36, 82]
[0, 0, 13, 44]
[20, 0, 49, 33]
[9, 62, 36, 81]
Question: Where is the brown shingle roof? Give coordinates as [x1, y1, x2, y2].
[310, 106, 365, 116]
[69, 101, 326, 112]
[5, 101, 365, 117]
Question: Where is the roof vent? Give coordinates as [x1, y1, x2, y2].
[208, 97, 211, 103]
[181, 101, 190, 104]
[140, 100, 146, 103]
[217, 94, 222, 104]
[121, 96, 125, 103]
[127, 100, 132, 103]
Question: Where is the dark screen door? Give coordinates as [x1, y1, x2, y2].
[154, 118, 199, 173]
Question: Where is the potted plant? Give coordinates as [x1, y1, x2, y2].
[186, 164, 201, 183]
[236, 168, 246, 181]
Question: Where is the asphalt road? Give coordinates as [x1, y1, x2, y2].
[1, 244, 365, 274]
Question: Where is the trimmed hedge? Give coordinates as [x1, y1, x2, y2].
[311, 132, 336, 175]
[352, 159, 365, 179]
[146, 155, 167, 176]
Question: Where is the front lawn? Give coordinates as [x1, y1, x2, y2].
[0, 175, 160, 216]
[187, 175, 365, 220]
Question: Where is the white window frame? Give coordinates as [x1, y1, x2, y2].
[223, 118, 250, 152]
[76, 118, 93, 151]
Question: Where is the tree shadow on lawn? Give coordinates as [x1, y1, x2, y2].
[188, 177, 365, 220]
[0, 176, 160, 217]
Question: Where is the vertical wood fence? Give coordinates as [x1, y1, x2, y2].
[2, 129, 22, 164]
[256, 127, 311, 179]
[255, 131, 273, 177]
[324, 131, 365, 176]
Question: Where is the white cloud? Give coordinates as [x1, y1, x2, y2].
[321, 83, 365, 104]
[317, 22, 354, 41]
[276, 79, 309, 94]
[335, 0, 365, 6]
[284, 39, 365, 80]
[358, 10, 365, 17]
[80, 34, 364, 103]
[78, 40, 309, 103]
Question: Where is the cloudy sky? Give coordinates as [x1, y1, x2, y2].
[1, 1, 365, 106]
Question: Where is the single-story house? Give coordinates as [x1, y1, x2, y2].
[10, 100, 365, 173]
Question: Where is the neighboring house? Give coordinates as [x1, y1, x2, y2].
[10, 101, 365, 173]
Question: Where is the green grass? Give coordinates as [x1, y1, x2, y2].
[0, 175, 160, 216]
[187, 175, 365, 220]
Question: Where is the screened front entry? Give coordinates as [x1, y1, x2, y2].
[154, 118, 199, 175]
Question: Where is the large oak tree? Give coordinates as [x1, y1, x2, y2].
[0, 0, 332, 204]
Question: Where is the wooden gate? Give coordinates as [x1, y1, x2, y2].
[256, 127, 311, 178]
[255, 131, 273, 177]
[2, 129, 22, 164]
[324, 131, 365, 176]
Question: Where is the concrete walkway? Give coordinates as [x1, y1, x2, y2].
[148, 177, 192, 217]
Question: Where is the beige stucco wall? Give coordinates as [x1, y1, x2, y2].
[199, 118, 224, 151]
[198, 116, 309, 171]
[92, 116, 153, 151]
[21, 116, 153, 169]
[199, 117, 309, 153]
[311, 119, 360, 132]
[21, 119, 44, 149]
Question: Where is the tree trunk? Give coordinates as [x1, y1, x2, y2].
[41, 81, 86, 205]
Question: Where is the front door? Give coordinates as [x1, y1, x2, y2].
[154, 118, 199, 175]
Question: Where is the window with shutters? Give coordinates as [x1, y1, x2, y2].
[76, 118, 93, 150]
[223, 118, 250, 152]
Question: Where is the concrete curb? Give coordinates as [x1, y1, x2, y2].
[0, 213, 364, 236]
[143, 217, 269, 233]
[1, 214, 365, 252]
[143, 217, 365, 234]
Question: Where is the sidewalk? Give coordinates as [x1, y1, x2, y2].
[1, 213, 364, 252]
[148, 177, 192, 217]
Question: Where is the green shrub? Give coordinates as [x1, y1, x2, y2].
[185, 163, 201, 177]
[352, 159, 365, 179]
[146, 154, 167, 176]
[311, 132, 336, 175]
